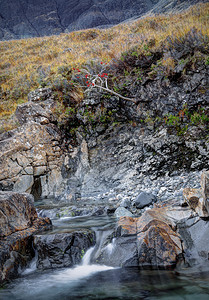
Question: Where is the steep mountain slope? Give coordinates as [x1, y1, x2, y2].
[0, 0, 207, 40]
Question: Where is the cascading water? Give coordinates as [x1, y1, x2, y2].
[2, 211, 209, 299]
[22, 250, 38, 275]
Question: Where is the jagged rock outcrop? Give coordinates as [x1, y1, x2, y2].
[34, 230, 95, 270]
[0, 192, 51, 283]
[0, 88, 67, 199]
[183, 171, 209, 217]
[0, 0, 206, 40]
[92, 171, 209, 268]
[0, 28, 208, 208]
[93, 204, 191, 268]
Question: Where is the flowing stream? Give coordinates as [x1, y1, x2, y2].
[1, 202, 209, 299]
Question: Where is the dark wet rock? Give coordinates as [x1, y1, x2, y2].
[0, 192, 52, 284]
[0, 217, 51, 284]
[134, 191, 157, 209]
[34, 230, 95, 270]
[94, 235, 138, 267]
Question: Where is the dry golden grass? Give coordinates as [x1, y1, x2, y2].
[0, 3, 208, 118]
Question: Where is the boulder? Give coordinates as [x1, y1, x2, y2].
[114, 207, 133, 218]
[0, 192, 52, 284]
[178, 217, 209, 265]
[0, 192, 37, 238]
[94, 205, 183, 268]
[94, 235, 138, 267]
[34, 230, 95, 270]
[134, 191, 157, 209]
[136, 215, 182, 267]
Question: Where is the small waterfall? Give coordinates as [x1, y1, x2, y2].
[106, 238, 116, 256]
[22, 250, 38, 275]
[90, 229, 113, 262]
[82, 247, 95, 265]
[51, 246, 114, 283]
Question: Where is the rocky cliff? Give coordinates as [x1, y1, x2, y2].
[0, 28, 208, 209]
[0, 0, 207, 40]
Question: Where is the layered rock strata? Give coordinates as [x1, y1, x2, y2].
[0, 88, 66, 199]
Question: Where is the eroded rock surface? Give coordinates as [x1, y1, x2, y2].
[0, 89, 66, 199]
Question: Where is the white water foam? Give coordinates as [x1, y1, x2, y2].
[52, 246, 114, 283]
[51, 264, 114, 283]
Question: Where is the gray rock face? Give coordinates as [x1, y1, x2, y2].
[34, 230, 95, 270]
[178, 218, 209, 265]
[0, 0, 206, 40]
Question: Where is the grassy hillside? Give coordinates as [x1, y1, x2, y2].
[0, 3, 208, 124]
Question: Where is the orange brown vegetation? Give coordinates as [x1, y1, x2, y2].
[0, 3, 208, 119]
